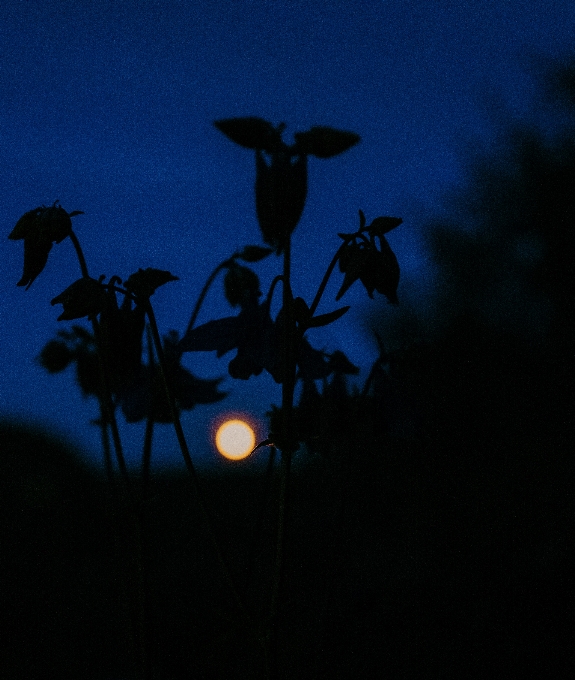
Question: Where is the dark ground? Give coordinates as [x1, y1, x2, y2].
[1, 404, 573, 680]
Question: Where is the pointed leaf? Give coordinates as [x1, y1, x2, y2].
[214, 117, 278, 151]
[178, 316, 240, 355]
[358, 209, 366, 230]
[176, 373, 228, 407]
[368, 216, 403, 237]
[69, 210, 85, 218]
[237, 245, 274, 262]
[294, 126, 360, 158]
[307, 305, 350, 328]
[250, 439, 275, 455]
[124, 268, 179, 299]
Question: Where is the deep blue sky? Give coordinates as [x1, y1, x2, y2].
[1, 0, 574, 470]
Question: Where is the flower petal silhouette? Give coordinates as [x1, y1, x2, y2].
[124, 268, 179, 300]
[255, 149, 307, 254]
[9, 202, 82, 289]
[17, 236, 53, 290]
[51, 277, 108, 321]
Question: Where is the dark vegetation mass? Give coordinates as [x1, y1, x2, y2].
[2, 59, 574, 678]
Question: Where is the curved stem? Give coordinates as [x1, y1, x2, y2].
[185, 258, 234, 336]
[145, 300, 251, 623]
[265, 274, 284, 311]
[68, 229, 90, 279]
[68, 231, 130, 490]
[308, 239, 349, 317]
[243, 446, 277, 591]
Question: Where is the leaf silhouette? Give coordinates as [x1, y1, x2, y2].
[124, 268, 178, 299]
[119, 331, 227, 423]
[294, 126, 360, 158]
[178, 316, 241, 356]
[214, 117, 279, 152]
[237, 245, 274, 262]
[368, 216, 403, 237]
[306, 305, 350, 329]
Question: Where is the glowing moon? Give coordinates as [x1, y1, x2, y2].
[215, 419, 256, 461]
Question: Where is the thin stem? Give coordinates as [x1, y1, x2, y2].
[242, 446, 277, 591]
[265, 274, 284, 310]
[308, 239, 349, 317]
[267, 235, 297, 679]
[68, 227, 145, 675]
[185, 258, 234, 336]
[68, 229, 90, 278]
[67, 229, 131, 489]
[91, 317, 131, 488]
[98, 409, 115, 488]
[145, 300, 251, 623]
[141, 417, 154, 494]
[141, 327, 156, 497]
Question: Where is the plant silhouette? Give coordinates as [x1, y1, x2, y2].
[5, 59, 575, 678]
[8, 117, 402, 680]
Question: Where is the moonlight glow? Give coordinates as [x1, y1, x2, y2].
[215, 419, 256, 461]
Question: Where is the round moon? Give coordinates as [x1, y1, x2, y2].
[215, 419, 256, 461]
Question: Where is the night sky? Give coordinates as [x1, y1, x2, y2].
[1, 0, 574, 469]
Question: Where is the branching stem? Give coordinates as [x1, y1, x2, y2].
[309, 239, 350, 316]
